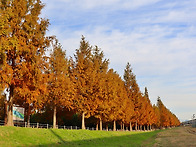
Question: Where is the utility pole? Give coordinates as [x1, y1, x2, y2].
[192, 114, 195, 127]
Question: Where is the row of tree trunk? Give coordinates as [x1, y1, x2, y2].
[80, 113, 153, 131]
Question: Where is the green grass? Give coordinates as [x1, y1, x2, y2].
[0, 126, 162, 147]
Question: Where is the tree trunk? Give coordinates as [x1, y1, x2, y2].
[82, 112, 85, 130]
[135, 121, 137, 131]
[122, 122, 125, 131]
[121, 122, 123, 131]
[27, 104, 31, 127]
[4, 100, 8, 125]
[96, 122, 99, 130]
[106, 124, 108, 131]
[6, 85, 14, 126]
[100, 118, 102, 131]
[152, 125, 154, 130]
[113, 120, 116, 131]
[53, 105, 57, 129]
[140, 125, 142, 131]
[130, 122, 132, 131]
[7, 106, 13, 126]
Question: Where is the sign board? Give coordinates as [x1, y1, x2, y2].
[13, 107, 25, 121]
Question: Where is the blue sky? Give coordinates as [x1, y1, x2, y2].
[41, 0, 196, 121]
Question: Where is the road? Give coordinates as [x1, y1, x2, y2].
[153, 126, 196, 147]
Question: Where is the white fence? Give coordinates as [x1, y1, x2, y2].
[0, 120, 82, 130]
[0, 120, 121, 131]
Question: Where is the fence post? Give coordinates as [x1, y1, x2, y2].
[47, 124, 48, 129]
[71, 126, 72, 130]
[76, 126, 77, 130]
[64, 126, 65, 129]
[37, 123, 39, 128]
[25, 122, 27, 128]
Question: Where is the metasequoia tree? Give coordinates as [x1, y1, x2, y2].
[95, 71, 111, 130]
[138, 95, 148, 130]
[143, 87, 156, 130]
[123, 62, 134, 130]
[157, 97, 168, 127]
[90, 46, 109, 130]
[0, 0, 49, 126]
[94, 69, 117, 131]
[13, 39, 49, 125]
[153, 104, 161, 128]
[117, 86, 134, 131]
[108, 69, 120, 131]
[111, 71, 125, 131]
[171, 114, 180, 127]
[47, 38, 74, 128]
[156, 97, 180, 128]
[73, 36, 96, 129]
[113, 73, 134, 131]
[101, 69, 128, 131]
[123, 62, 142, 130]
[123, 97, 134, 131]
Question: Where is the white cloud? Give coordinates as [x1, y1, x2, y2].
[119, 0, 161, 10]
[43, 0, 161, 10]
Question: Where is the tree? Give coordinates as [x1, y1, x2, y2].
[143, 87, 156, 130]
[99, 69, 129, 131]
[0, 0, 49, 126]
[123, 62, 142, 130]
[122, 97, 134, 131]
[47, 38, 74, 128]
[138, 95, 148, 130]
[157, 97, 171, 128]
[73, 36, 96, 129]
[156, 97, 180, 128]
[90, 46, 109, 130]
[153, 104, 161, 128]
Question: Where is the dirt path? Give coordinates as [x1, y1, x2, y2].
[153, 126, 196, 147]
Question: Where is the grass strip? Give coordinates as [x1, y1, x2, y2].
[0, 126, 162, 147]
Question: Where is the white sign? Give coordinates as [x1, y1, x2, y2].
[13, 107, 25, 121]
